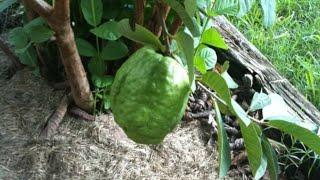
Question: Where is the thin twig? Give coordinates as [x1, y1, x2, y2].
[197, 81, 227, 106]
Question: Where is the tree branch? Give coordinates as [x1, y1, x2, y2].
[169, 15, 182, 35]
[52, 0, 70, 23]
[135, 0, 146, 25]
[24, 0, 53, 20]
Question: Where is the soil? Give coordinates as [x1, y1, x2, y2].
[0, 51, 244, 179]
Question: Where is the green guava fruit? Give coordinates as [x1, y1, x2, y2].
[110, 47, 190, 144]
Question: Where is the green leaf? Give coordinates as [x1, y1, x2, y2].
[75, 38, 97, 57]
[17, 46, 38, 67]
[100, 40, 129, 61]
[26, 25, 54, 43]
[267, 118, 320, 155]
[163, 0, 200, 37]
[202, 71, 250, 126]
[175, 31, 195, 84]
[231, 99, 251, 126]
[249, 92, 271, 112]
[88, 58, 105, 76]
[221, 71, 238, 89]
[260, 0, 276, 28]
[9, 27, 29, 50]
[23, 17, 46, 30]
[90, 21, 122, 40]
[261, 136, 279, 180]
[262, 94, 296, 120]
[214, 99, 231, 178]
[117, 19, 165, 52]
[210, 0, 239, 16]
[92, 75, 113, 88]
[202, 71, 232, 105]
[184, 0, 197, 17]
[201, 28, 228, 50]
[238, 0, 255, 17]
[0, 0, 17, 13]
[196, 0, 211, 9]
[240, 122, 267, 179]
[81, 0, 103, 26]
[195, 45, 217, 71]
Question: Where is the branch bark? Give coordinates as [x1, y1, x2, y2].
[25, 0, 93, 112]
[148, 1, 170, 37]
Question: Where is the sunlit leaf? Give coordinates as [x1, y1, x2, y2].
[262, 136, 279, 180]
[249, 91, 271, 112]
[260, 0, 276, 27]
[267, 118, 320, 155]
[240, 122, 267, 179]
[201, 28, 228, 49]
[175, 31, 195, 84]
[238, 0, 255, 17]
[117, 19, 165, 52]
[214, 99, 231, 178]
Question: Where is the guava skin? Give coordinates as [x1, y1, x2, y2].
[110, 47, 190, 144]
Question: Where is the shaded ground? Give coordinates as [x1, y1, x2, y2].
[0, 52, 244, 179]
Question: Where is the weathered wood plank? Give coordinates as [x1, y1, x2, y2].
[212, 16, 320, 125]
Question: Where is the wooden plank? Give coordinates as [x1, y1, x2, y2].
[212, 16, 320, 125]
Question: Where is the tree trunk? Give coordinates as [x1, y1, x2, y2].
[25, 0, 93, 112]
[212, 16, 320, 125]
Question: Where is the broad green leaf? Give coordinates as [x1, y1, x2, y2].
[9, 27, 29, 50]
[75, 38, 97, 57]
[249, 92, 271, 112]
[17, 46, 38, 67]
[117, 19, 165, 52]
[267, 118, 320, 155]
[240, 122, 267, 179]
[202, 71, 231, 105]
[100, 40, 129, 61]
[26, 25, 54, 43]
[262, 94, 296, 120]
[0, 0, 17, 13]
[81, 0, 103, 26]
[184, 0, 197, 17]
[210, 0, 239, 16]
[164, 0, 200, 37]
[262, 136, 279, 180]
[201, 28, 228, 50]
[90, 21, 121, 40]
[23, 17, 46, 30]
[195, 45, 217, 72]
[214, 99, 231, 178]
[88, 58, 105, 76]
[221, 71, 238, 89]
[202, 71, 250, 126]
[231, 99, 251, 126]
[238, 0, 255, 17]
[92, 75, 113, 88]
[260, 0, 276, 28]
[194, 51, 207, 74]
[175, 31, 194, 84]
